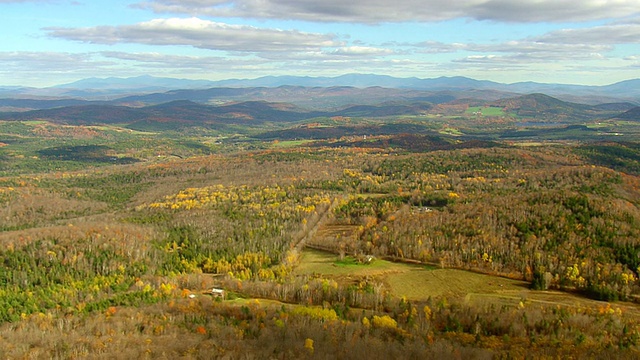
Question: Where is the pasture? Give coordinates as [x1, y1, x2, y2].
[295, 249, 640, 317]
[466, 106, 506, 116]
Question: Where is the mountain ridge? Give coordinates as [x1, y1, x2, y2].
[2, 74, 638, 104]
[0, 93, 631, 127]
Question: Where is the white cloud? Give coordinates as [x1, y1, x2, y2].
[133, 0, 640, 23]
[100, 51, 268, 71]
[0, 51, 125, 86]
[330, 46, 395, 56]
[623, 55, 640, 69]
[0, 51, 111, 71]
[415, 41, 467, 54]
[417, 19, 637, 65]
[452, 51, 605, 65]
[46, 17, 341, 53]
[98, 50, 412, 78]
[416, 39, 612, 62]
[535, 23, 640, 45]
[412, 15, 640, 65]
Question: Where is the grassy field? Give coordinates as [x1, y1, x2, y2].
[295, 249, 527, 299]
[295, 248, 640, 317]
[386, 268, 527, 300]
[269, 139, 314, 148]
[438, 127, 463, 136]
[295, 249, 423, 278]
[466, 106, 506, 116]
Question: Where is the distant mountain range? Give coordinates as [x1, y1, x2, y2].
[1, 74, 638, 105]
[53, 75, 216, 91]
[0, 93, 636, 129]
[0, 98, 438, 127]
[0, 74, 638, 128]
[0, 86, 511, 112]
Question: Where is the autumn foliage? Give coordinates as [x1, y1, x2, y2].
[3, 136, 640, 358]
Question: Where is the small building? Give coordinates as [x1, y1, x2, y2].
[210, 288, 226, 299]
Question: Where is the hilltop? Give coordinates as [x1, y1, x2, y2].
[492, 93, 605, 122]
[612, 106, 640, 121]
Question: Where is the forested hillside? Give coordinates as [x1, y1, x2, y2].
[3, 123, 640, 357]
[2, 84, 640, 357]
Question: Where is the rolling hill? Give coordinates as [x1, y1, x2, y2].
[492, 93, 612, 122]
[0, 91, 629, 130]
[0, 99, 432, 128]
[0, 100, 317, 126]
[332, 101, 433, 117]
[0, 104, 146, 124]
[593, 102, 638, 112]
[0, 98, 103, 111]
[114, 85, 478, 110]
[612, 107, 640, 121]
[4, 74, 638, 105]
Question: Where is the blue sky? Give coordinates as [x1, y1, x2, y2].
[1, 0, 639, 87]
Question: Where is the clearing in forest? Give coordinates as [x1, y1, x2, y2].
[295, 249, 526, 300]
[296, 249, 640, 316]
[465, 106, 505, 116]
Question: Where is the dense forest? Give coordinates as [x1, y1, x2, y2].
[2, 105, 640, 358]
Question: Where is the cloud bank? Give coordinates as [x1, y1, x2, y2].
[46, 17, 340, 53]
[134, 0, 640, 23]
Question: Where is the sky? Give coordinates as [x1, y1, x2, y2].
[1, 0, 639, 87]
